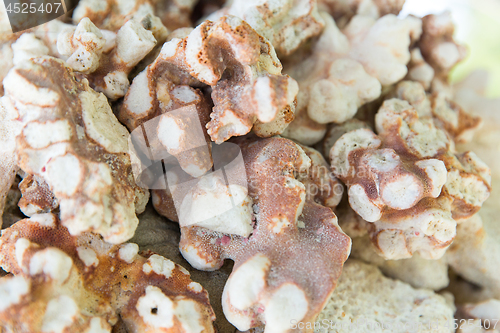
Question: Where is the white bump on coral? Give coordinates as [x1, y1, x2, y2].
[123, 70, 154, 116]
[136, 285, 175, 328]
[15, 238, 33, 271]
[407, 48, 435, 89]
[330, 128, 381, 178]
[308, 58, 381, 124]
[102, 71, 131, 100]
[348, 236, 450, 290]
[180, 244, 220, 271]
[346, 14, 422, 86]
[3, 61, 60, 109]
[226, 253, 270, 312]
[80, 90, 130, 154]
[348, 184, 382, 222]
[114, 20, 156, 65]
[85, 317, 111, 333]
[415, 159, 447, 197]
[373, 201, 456, 259]
[45, 154, 83, 197]
[23, 120, 73, 150]
[157, 107, 206, 153]
[29, 214, 57, 228]
[188, 282, 203, 293]
[222, 253, 271, 331]
[178, 173, 254, 237]
[41, 295, 79, 333]
[264, 283, 309, 333]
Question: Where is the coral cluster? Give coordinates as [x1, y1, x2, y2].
[0, 0, 499, 332]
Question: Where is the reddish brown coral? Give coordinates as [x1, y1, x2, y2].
[3, 57, 149, 244]
[122, 16, 298, 144]
[157, 136, 352, 332]
[0, 214, 216, 332]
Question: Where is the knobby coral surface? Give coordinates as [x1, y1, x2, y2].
[330, 98, 490, 259]
[3, 57, 149, 244]
[73, 0, 198, 31]
[419, 12, 467, 79]
[315, 259, 455, 333]
[0, 1, 498, 332]
[154, 136, 351, 332]
[318, 0, 406, 23]
[208, 0, 325, 56]
[123, 16, 298, 145]
[0, 214, 216, 332]
[57, 16, 162, 100]
[0, 97, 21, 228]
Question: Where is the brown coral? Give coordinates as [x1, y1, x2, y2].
[0, 214, 216, 332]
[3, 57, 149, 244]
[18, 174, 58, 216]
[283, 11, 420, 145]
[122, 16, 298, 144]
[330, 98, 490, 259]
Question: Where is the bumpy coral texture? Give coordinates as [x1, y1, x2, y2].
[18, 174, 58, 216]
[330, 98, 490, 259]
[0, 214, 215, 332]
[3, 57, 149, 244]
[155, 136, 351, 332]
[208, 0, 325, 56]
[129, 206, 236, 333]
[283, 11, 420, 145]
[72, 0, 198, 31]
[318, 0, 406, 23]
[0, 2, 496, 332]
[393, 80, 482, 145]
[119, 32, 214, 178]
[123, 16, 298, 144]
[419, 12, 467, 78]
[57, 16, 161, 100]
[0, 97, 22, 228]
[446, 76, 500, 300]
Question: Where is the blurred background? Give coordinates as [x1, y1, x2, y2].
[400, 0, 500, 97]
